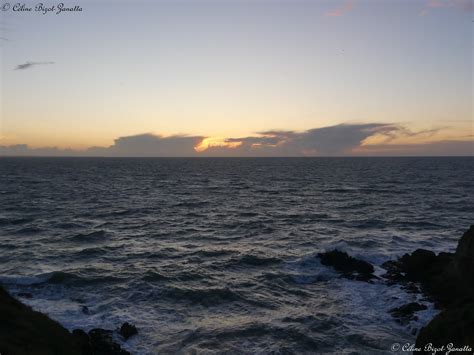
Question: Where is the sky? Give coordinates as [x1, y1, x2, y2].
[0, 0, 473, 156]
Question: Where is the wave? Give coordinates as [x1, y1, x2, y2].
[159, 286, 242, 306]
[142, 271, 205, 282]
[75, 247, 108, 257]
[142, 271, 170, 282]
[11, 226, 43, 235]
[177, 322, 321, 352]
[174, 201, 210, 208]
[52, 221, 86, 229]
[201, 249, 236, 257]
[228, 254, 282, 267]
[0, 275, 47, 286]
[0, 217, 34, 226]
[0, 271, 124, 287]
[237, 212, 259, 217]
[70, 230, 108, 243]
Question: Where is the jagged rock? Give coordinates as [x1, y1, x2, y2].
[0, 285, 131, 355]
[454, 225, 474, 286]
[380, 226, 474, 350]
[72, 329, 93, 355]
[402, 282, 421, 294]
[88, 328, 130, 355]
[389, 302, 427, 325]
[0, 286, 83, 355]
[413, 226, 474, 351]
[119, 322, 138, 340]
[416, 303, 474, 353]
[318, 249, 375, 281]
[381, 248, 459, 307]
[399, 249, 437, 277]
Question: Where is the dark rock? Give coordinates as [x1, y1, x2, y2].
[318, 249, 375, 282]
[17, 292, 33, 299]
[413, 226, 474, 351]
[416, 303, 474, 353]
[89, 328, 130, 355]
[454, 225, 474, 287]
[382, 247, 460, 307]
[381, 259, 405, 284]
[402, 282, 421, 294]
[382, 248, 446, 283]
[119, 322, 138, 340]
[388, 226, 474, 351]
[389, 302, 427, 325]
[0, 285, 132, 355]
[399, 249, 437, 277]
[72, 329, 93, 355]
[0, 286, 82, 355]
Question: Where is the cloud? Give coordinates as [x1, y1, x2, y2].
[454, 0, 474, 11]
[15, 61, 55, 70]
[0, 144, 78, 156]
[374, 126, 447, 143]
[86, 133, 204, 157]
[1, 124, 472, 157]
[355, 140, 474, 156]
[0, 134, 204, 157]
[201, 123, 401, 157]
[420, 0, 473, 15]
[325, 0, 356, 17]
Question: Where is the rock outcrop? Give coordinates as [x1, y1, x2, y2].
[320, 226, 474, 352]
[382, 226, 474, 352]
[389, 302, 428, 325]
[414, 226, 474, 352]
[416, 303, 474, 352]
[0, 286, 131, 355]
[318, 249, 375, 282]
[382, 248, 461, 307]
[0, 286, 83, 355]
[119, 322, 138, 340]
[454, 225, 474, 285]
[88, 328, 130, 354]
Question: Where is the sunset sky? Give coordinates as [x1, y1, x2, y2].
[0, 0, 472, 156]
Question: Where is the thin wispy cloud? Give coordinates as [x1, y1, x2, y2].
[355, 140, 474, 156]
[15, 61, 55, 70]
[325, 0, 356, 17]
[376, 126, 448, 143]
[420, 0, 473, 15]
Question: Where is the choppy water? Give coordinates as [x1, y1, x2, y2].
[1, 157, 473, 354]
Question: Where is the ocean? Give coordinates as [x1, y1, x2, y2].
[0, 157, 473, 354]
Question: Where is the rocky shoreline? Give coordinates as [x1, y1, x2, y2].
[1, 226, 473, 354]
[0, 285, 136, 355]
[320, 225, 474, 353]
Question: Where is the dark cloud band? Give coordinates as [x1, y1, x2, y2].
[0, 124, 471, 157]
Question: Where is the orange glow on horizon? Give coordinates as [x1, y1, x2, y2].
[194, 137, 242, 152]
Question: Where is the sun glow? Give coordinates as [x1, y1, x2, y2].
[194, 137, 242, 152]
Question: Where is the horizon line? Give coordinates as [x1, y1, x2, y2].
[1, 155, 473, 159]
